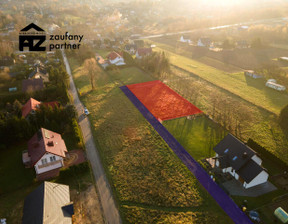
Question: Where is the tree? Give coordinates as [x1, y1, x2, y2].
[123, 51, 135, 65]
[83, 58, 100, 90]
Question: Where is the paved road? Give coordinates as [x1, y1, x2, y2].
[62, 50, 121, 224]
[138, 16, 287, 39]
[120, 85, 253, 224]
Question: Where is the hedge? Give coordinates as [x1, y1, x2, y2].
[59, 161, 89, 179]
[247, 138, 288, 170]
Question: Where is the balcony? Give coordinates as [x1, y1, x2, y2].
[38, 160, 62, 169]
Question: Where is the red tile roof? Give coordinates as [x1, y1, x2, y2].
[22, 99, 60, 117]
[42, 101, 60, 109]
[28, 128, 67, 166]
[107, 51, 123, 60]
[137, 48, 152, 56]
[22, 98, 41, 118]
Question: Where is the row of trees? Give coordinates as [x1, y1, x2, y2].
[137, 52, 171, 79]
[0, 102, 79, 149]
[164, 68, 255, 139]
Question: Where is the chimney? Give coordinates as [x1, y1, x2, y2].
[242, 152, 248, 159]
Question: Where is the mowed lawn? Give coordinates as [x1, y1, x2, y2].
[154, 42, 288, 114]
[163, 116, 227, 160]
[69, 60, 233, 223]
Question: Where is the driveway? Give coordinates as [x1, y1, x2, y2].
[62, 50, 121, 224]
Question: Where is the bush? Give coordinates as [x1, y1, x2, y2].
[247, 139, 288, 170]
[59, 162, 89, 179]
[279, 104, 288, 131]
[71, 118, 81, 143]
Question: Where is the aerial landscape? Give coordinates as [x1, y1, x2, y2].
[0, 0, 288, 223]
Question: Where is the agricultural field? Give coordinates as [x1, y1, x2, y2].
[69, 58, 233, 223]
[153, 36, 288, 69]
[152, 41, 288, 115]
[159, 65, 288, 163]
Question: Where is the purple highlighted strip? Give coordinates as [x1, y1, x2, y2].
[120, 85, 252, 224]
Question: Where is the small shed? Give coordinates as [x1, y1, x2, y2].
[244, 70, 263, 79]
[266, 80, 286, 91]
[274, 207, 288, 223]
[279, 57, 288, 62]
[9, 87, 17, 92]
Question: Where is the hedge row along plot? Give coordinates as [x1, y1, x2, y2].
[127, 80, 202, 121]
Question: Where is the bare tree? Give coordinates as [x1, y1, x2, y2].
[83, 58, 100, 90]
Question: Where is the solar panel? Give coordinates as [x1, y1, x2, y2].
[44, 130, 50, 139]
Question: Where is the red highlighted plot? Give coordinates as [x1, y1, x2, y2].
[127, 80, 202, 120]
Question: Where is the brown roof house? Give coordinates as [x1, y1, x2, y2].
[29, 67, 49, 83]
[21, 98, 59, 118]
[22, 79, 44, 93]
[22, 181, 74, 224]
[135, 47, 152, 59]
[23, 128, 67, 175]
[106, 51, 125, 66]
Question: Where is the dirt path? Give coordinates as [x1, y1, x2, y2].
[62, 50, 121, 224]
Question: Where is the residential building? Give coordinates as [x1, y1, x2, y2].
[213, 134, 269, 189]
[179, 35, 191, 44]
[21, 98, 59, 118]
[22, 181, 74, 224]
[197, 37, 211, 47]
[107, 51, 125, 66]
[24, 128, 67, 175]
[29, 67, 49, 83]
[135, 47, 152, 59]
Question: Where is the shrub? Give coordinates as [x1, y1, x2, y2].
[247, 139, 288, 170]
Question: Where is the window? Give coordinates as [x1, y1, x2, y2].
[50, 156, 56, 162]
[41, 158, 48, 165]
[232, 156, 238, 161]
[224, 148, 229, 153]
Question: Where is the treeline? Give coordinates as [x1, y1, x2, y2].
[247, 139, 288, 170]
[0, 86, 70, 108]
[0, 103, 81, 149]
[279, 104, 288, 132]
[166, 67, 255, 139]
[137, 52, 170, 79]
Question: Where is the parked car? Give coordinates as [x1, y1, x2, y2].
[84, 107, 89, 115]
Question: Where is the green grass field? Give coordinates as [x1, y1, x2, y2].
[153, 42, 288, 115]
[163, 116, 227, 160]
[69, 58, 233, 223]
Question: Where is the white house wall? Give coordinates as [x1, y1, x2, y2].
[110, 57, 125, 65]
[251, 155, 262, 165]
[243, 171, 269, 189]
[35, 153, 64, 174]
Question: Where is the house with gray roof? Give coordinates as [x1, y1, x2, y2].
[213, 134, 269, 189]
[22, 181, 74, 224]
